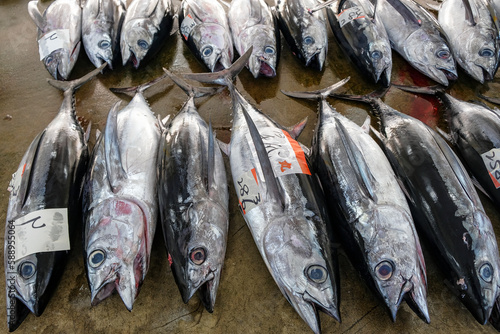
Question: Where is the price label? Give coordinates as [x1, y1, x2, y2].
[247, 127, 311, 178]
[337, 6, 365, 28]
[180, 14, 197, 41]
[9, 208, 70, 261]
[38, 29, 70, 60]
[236, 168, 261, 214]
[481, 148, 500, 189]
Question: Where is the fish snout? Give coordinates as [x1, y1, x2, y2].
[305, 48, 326, 71]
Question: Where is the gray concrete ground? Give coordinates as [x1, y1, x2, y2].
[1, 0, 499, 333]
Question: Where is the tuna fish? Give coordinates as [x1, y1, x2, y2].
[82, 0, 127, 69]
[28, 0, 82, 80]
[375, 0, 457, 86]
[4, 65, 104, 332]
[275, 0, 329, 70]
[438, 0, 499, 83]
[228, 0, 280, 78]
[395, 84, 500, 210]
[281, 82, 429, 322]
[331, 90, 500, 327]
[157, 70, 228, 312]
[120, 0, 174, 68]
[323, 0, 392, 86]
[82, 73, 165, 310]
[179, 0, 234, 72]
[183, 49, 340, 334]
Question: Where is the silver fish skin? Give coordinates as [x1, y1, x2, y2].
[183, 52, 340, 333]
[4, 65, 104, 332]
[326, 0, 392, 86]
[332, 91, 500, 326]
[228, 0, 280, 78]
[157, 71, 228, 312]
[438, 0, 499, 83]
[179, 0, 234, 72]
[82, 0, 126, 69]
[28, 0, 82, 80]
[282, 82, 429, 323]
[83, 80, 162, 311]
[276, 0, 328, 70]
[120, 0, 174, 68]
[375, 0, 457, 86]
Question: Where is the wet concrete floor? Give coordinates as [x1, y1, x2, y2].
[1, 0, 500, 333]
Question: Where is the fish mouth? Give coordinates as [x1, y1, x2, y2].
[249, 56, 277, 78]
[181, 270, 217, 312]
[289, 290, 340, 334]
[305, 50, 325, 71]
[130, 51, 140, 69]
[389, 279, 430, 323]
[376, 67, 392, 87]
[468, 63, 495, 84]
[97, 54, 113, 70]
[427, 65, 457, 86]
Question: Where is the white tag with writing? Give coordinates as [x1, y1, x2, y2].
[337, 6, 365, 28]
[38, 29, 70, 60]
[236, 168, 261, 214]
[180, 14, 197, 40]
[481, 148, 500, 189]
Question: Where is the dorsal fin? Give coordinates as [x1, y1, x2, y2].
[462, 0, 476, 26]
[242, 105, 284, 209]
[285, 117, 308, 140]
[207, 119, 216, 194]
[28, 1, 46, 31]
[335, 118, 377, 201]
[104, 101, 127, 193]
[386, 0, 421, 26]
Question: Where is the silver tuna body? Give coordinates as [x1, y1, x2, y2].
[82, 0, 126, 69]
[83, 90, 161, 311]
[228, 0, 280, 77]
[438, 0, 499, 83]
[375, 0, 457, 85]
[28, 0, 82, 80]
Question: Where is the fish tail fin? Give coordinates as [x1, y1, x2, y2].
[163, 68, 222, 98]
[110, 70, 169, 95]
[281, 77, 350, 101]
[28, 1, 45, 30]
[393, 84, 443, 96]
[330, 87, 389, 117]
[47, 64, 106, 93]
[182, 47, 253, 87]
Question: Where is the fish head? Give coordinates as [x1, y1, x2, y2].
[169, 200, 228, 312]
[363, 207, 429, 322]
[83, 27, 114, 69]
[299, 21, 327, 71]
[240, 27, 278, 78]
[121, 20, 154, 68]
[458, 31, 498, 83]
[262, 215, 339, 333]
[365, 39, 392, 86]
[7, 254, 39, 315]
[85, 199, 149, 310]
[43, 41, 80, 80]
[191, 23, 233, 72]
[404, 30, 457, 86]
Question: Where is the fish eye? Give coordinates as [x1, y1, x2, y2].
[45, 56, 53, 65]
[479, 263, 493, 283]
[202, 46, 213, 57]
[264, 46, 275, 55]
[305, 265, 328, 284]
[371, 50, 382, 60]
[304, 36, 314, 45]
[436, 49, 450, 59]
[375, 261, 393, 280]
[98, 40, 111, 49]
[88, 249, 106, 268]
[479, 48, 494, 57]
[137, 39, 149, 50]
[190, 247, 206, 265]
[19, 261, 36, 279]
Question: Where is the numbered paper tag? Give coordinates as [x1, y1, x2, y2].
[10, 208, 70, 261]
[247, 127, 311, 178]
[337, 6, 365, 28]
[481, 148, 500, 189]
[180, 14, 197, 40]
[38, 29, 70, 60]
[236, 168, 261, 214]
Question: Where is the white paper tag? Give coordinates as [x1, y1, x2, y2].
[247, 127, 311, 179]
[481, 148, 500, 189]
[9, 208, 70, 261]
[236, 168, 261, 214]
[38, 29, 70, 60]
[180, 14, 197, 41]
[337, 6, 365, 28]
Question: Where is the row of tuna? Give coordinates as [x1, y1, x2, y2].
[28, 0, 500, 86]
[4, 46, 500, 333]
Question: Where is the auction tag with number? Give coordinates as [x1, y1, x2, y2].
[337, 6, 365, 28]
[236, 168, 261, 214]
[481, 148, 500, 188]
[180, 14, 197, 40]
[9, 208, 70, 261]
[247, 127, 311, 178]
[38, 29, 70, 60]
